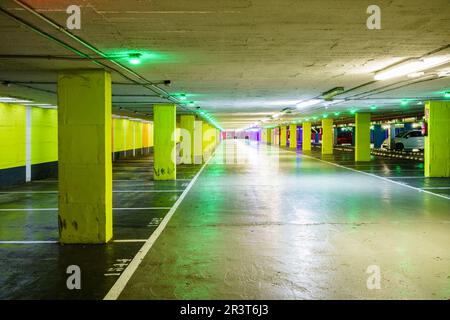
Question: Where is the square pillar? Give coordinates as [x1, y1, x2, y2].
[280, 126, 287, 147]
[202, 122, 212, 162]
[57, 70, 112, 244]
[425, 101, 450, 177]
[355, 113, 371, 162]
[267, 128, 272, 144]
[302, 122, 311, 151]
[194, 120, 203, 164]
[322, 118, 334, 154]
[179, 115, 195, 164]
[289, 124, 297, 149]
[373, 124, 385, 149]
[154, 104, 176, 180]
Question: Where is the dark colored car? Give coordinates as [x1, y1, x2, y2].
[337, 132, 352, 145]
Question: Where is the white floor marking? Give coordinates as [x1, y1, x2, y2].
[0, 208, 57, 211]
[0, 207, 171, 212]
[103, 154, 213, 300]
[0, 239, 149, 245]
[0, 190, 184, 194]
[0, 191, 58, 194]
[0, 240, 58, 244]
[297, 152, 450, 201]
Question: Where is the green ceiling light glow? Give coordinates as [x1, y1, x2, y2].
[350, 109, 357, 114]
[444, 91, 450, 98]
[179, 94, 187, 100]
[370, 105, 377, 110]
[401, 99, 409, 106]
[128, 53, 142, 65]
[334, 112, 341, 116]
[188, 101, 195, 107]
[312, 116, 318, 120]
[322, 114, 328, 118]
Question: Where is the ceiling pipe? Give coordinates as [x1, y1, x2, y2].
[0, 3, 194, 117]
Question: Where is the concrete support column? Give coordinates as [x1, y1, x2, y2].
[194, 120, 203, 164]
[373, 124, 385, 149]
[179, 115, 195, 164]
[202, 123, 212, 162]
[425, 101, 450, 177]
[280, 126, 287, 147]
[267, 128, 272, 144]
[302, 122, 311, 151]
[289, 124, 297, 149]
[355, 113, 371, 162]
[154, 104, 176, 180]
[321, 118, 334, 155]
[57, 70, 112, 244]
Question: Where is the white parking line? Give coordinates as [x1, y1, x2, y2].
[103, 154, 213, 300]
[296, 152, 450, 201]
[0, 240, 58, 244]
[0, 207, 172, 212]
[0, 239, 149, 244]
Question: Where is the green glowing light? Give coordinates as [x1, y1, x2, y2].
[188, 101, 195, 107]
[334, 112, 340, 116]
[322, 114, 328, 118]
[350, 109, 357, 114]
[312, 116, 318, 120]
[370, 105, 377, 110]
[401, 100, 409, 106]
[179, 94, 187, 100]
[444, 91, 450, 98]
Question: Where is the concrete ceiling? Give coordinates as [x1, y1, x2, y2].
[0, 0, 449, 129]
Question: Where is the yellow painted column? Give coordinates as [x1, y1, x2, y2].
[425, 101, 450, 177]
[57, 70, 112, 244]
[202, 122, 211, 162]
[179, 115, 195, 164]
[302, 122, 311, 151]
[289, 124, 297, 149]
[322, 118, 334, 154]
[280, 126, 287, 147]
[355, 113, 371, 162]
[194, 120, 203, 164]
[154, 104, 176, 180]
[267, 128, 272, 144]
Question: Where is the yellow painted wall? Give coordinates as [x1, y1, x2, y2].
[31, 107, 58, 164]
[134, 122, 143, 149]
[0, 103, 26, 169]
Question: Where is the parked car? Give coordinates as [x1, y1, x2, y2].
[337, 131, 352, 145]
[382, 130, 424, 151]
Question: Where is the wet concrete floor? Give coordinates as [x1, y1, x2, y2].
[119, 140, 450, 299]
[0, 156, 202, 299]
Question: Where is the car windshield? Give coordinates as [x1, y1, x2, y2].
[395, 132, 406, 138]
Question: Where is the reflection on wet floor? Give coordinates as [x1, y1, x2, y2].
[1, 141, 450, 299]
[0, 156, 202, 299]
[300, 146, 450, 198]
[119, 140, 450, 300]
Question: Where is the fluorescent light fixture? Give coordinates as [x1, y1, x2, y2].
[374, 56, 450, 81]
[0, 96, 33, 103]
[407, 71, 425, 78]
[296, 99, 322, 109]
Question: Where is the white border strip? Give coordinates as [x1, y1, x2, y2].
[0, 207, 172, 212]
[298, 152, 450, 201]
[103, 155, 213, 300]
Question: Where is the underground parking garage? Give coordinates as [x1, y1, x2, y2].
[0, 0, 449, 310]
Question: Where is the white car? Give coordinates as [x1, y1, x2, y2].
[382, 130, 424, 151]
